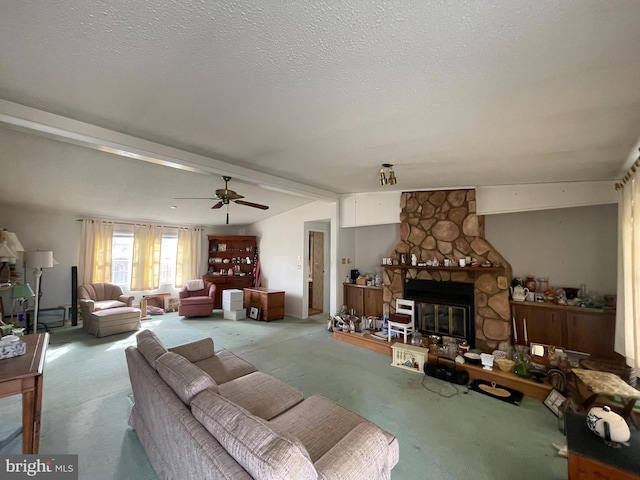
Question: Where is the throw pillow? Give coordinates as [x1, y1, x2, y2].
[136, 329, 168, 369]
[156, 352, 218, 406]
[191, 391, 316, 480]
[185, 279, 205, 291]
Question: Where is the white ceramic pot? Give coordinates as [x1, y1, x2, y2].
[586, 405, 631, 444]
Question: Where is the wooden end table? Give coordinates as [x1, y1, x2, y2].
[0, 332, 49, 453]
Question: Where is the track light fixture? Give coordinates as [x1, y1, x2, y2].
[379, 163, 397, 186]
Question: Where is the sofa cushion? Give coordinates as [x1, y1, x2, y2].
[136, 330, 168, 369]
[157, 352, 218, 406]
[270, 395, 398, 467]
[180, 296, 214, 306]
[194, 349, 258, 384]
[94, 299, 128, 310]
[217, 371, 303, 420]
[191, 391, 316, 480]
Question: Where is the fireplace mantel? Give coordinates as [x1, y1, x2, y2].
[383, 265, 504, 274]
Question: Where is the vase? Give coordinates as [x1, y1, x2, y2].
[536, 277, 549, 293]
[525, 276, 536, 292]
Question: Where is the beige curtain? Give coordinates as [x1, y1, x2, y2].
[79, 220, 113, 285]
[175, 227, 202, 286]
[131, 224, 162, 290]
[615, 178, 640, 371]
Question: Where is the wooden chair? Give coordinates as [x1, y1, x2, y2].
[388, 298, 416, 343]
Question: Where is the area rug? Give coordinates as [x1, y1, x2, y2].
[469, 379, 523, 406]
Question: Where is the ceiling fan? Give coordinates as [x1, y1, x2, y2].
[175, 176, 269, 224]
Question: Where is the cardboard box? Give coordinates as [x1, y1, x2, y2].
[222, 289, 244, 302]
[355, 277, 367, 285]
[223, 309, 246, 321]
[223, 299, 244, 312]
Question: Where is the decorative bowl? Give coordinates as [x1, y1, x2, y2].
[494, 358, 515, 372]
[463, 352, 482, 365]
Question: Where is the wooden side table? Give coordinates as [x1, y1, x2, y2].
[567, 411, 640, 479]
[243, 287, 285, 321]
[0, 332, 49, 453]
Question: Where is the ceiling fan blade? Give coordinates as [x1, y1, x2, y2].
[174, 197, 217, 200]
[234, 199, 270, 210]
[211, 201, 224, 209]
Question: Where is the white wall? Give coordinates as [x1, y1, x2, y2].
[485, 204, 617, 295]
[0, 206, 81, 314]
[0, 204, 242, 316]
[245, 201, 337, 318]
[336, 203, 618, 299]
[353, 224, 400, 276]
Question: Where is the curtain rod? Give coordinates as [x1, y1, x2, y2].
[76, 219, 202, 230]
[615, 148, 640, 190]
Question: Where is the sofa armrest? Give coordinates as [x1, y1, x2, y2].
[168, 337, 215, 363]
[178, 285, 189, 299]
[207, 283, 216, 299]
[119, 294, 135, 307]
[78, 298, 95, 315]
[315, 423, 389, 480]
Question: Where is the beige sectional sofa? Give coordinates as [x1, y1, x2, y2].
[126, 330, 399, 479]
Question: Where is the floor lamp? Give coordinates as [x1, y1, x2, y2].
[25, 251, 54, 334]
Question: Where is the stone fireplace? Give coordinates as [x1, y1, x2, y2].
[383, 189, 512, 351]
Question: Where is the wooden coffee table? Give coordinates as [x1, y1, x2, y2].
[0, 332, 49, 453]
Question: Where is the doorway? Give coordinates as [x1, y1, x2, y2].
[308, 231, 324, 316]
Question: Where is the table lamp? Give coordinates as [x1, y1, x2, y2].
[11, 283, 35, 326]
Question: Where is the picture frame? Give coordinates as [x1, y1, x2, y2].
[218, 243, 227, 252]
[163, 295, 180, 313]
[248, 306, 261, 321]
[543, 388, 567, 417]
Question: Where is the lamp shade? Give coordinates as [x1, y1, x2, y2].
[0, 242, 17, 260]
[1, 231, 24, 252]
[25, 250, 54, 269]
[12, 283, 35, 299]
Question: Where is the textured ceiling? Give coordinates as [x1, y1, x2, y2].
[1, 1, 639, 225]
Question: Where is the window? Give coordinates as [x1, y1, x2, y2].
[112, 232, 133, 287]
[159, 235, 178, 285]
[111, 229, 179, 288]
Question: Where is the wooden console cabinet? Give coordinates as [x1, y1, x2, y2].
[243, 287, 285, 321]
[511, 301, 618, 359]
[203, 235, 256, 309]
[343, 284, 383, 318]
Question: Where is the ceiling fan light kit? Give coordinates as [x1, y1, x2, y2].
[379, 164, 397, 186]
[175, 176, 269, 224]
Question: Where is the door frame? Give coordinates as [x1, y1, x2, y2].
[303, 221, 330, 318]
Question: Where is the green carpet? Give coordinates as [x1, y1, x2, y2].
[0, 312, 569, 479]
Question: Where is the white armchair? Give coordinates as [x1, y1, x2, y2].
[388, 298, 416, 343]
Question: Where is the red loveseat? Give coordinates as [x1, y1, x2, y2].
[178, 280, 216, 317]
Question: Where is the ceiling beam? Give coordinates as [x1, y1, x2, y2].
[0, 99, 339, 202]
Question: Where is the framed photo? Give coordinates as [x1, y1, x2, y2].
[218, 243, 227, 252]
[544, 388, 567, 417]
[163, 295, 180, 313]
[248, 306, 261, 321]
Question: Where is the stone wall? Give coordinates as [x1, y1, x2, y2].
[383, 189, 513, 351]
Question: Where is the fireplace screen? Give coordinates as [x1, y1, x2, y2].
[420, 303, 467, 339]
